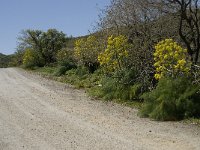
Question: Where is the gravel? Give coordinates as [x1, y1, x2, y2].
[0, 68, 199, 150]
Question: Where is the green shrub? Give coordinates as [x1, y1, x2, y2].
[93, 68, 142, 101]
[140, 77, 200, 120]
[75, 66, 89, 77]
[23, 48, 45, 69]
[60, 59, 77, 70]
[53, 57, 77, 77]
[114, 68, 137, 85]
[53, 66, 68, 76]
[98, 75, 141, 101]
[63, 69, 79, 84]
[33, 66, 56, 75]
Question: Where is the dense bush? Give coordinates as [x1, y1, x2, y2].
[75, 66, 89, 77]
[63, 68, 102, 88]
[140, 77, 200, 120]
[95, 68, 142, 101]
[53, 66, 68, 76]
[55, 48, 77, 76]
[97, 76, 141, 101]
[56, 48, 75, 66]
[23, 48, 44, 69]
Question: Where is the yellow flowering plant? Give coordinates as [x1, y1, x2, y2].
[154, 39, 191, 80]
[74, 35, 101, 65]
[98, 35, 129, 73]
[23, 48, 38, 68]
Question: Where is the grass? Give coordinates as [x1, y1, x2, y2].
[32, 66, 57, 75]
[88, 85, 142, 109]
[27, 66, 200, 125]
[183, 118, 200, 127]
[30, 66, 142, 109]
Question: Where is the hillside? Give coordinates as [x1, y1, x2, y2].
[0, 53, 12, 68]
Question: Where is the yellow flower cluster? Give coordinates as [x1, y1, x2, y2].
[154, 39, 191, 79]
[23, 48, 36, 66]
[74, 35, 100, 64]
[74, 38, 85, 59]
[98, 35, 129, 73]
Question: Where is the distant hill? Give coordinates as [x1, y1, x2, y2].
[0, 53, 12, 68]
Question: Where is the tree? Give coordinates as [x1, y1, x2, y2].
[162, 0, 200, 64]
[17, 29, 67, 65]
[41, 29, 66, 64]
[18, 29, 43, 52]
[17, 29, 44, 65]
[12, 47, 26, 66]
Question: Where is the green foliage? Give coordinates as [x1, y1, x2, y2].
[56, 48, 77, 70]
[75, 66, 89, 77]
[0, 53, 12, 68]
[140, 77, 200, 121]
[63, 69, 82, 86]
[18, 29, 67, 66]
[12, 44, 27, 66]
[114, 68, 138, 85]
[41, 29, 66, 64]
[23, 48, 43, 69]
[53, 66, 68, 76]
[56, 48, 72, 64]
[97, 73, 142, 101]
[91, 68, 142, 102]
[63, 68, 101, 88]
[33, 66, 56, 75]
[12, 9, 200, 122]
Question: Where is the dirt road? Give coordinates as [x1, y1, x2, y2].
[0, 68, 199, 150]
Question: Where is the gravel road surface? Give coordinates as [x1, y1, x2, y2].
[0, 68, 199, 150]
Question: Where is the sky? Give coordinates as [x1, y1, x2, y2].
[0, 0, 110, 55]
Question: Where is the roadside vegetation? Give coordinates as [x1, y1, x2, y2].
[3, 0, 200, 123]
[0, 53, 13, 68]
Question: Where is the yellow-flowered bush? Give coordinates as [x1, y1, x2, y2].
[23, 48, 38, 68]
[98, 35, 129, 73]
[74, 35, 100, 64]
[154, 39, 191, 80]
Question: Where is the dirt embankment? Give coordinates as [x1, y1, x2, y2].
[0, 68, 199, 150]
